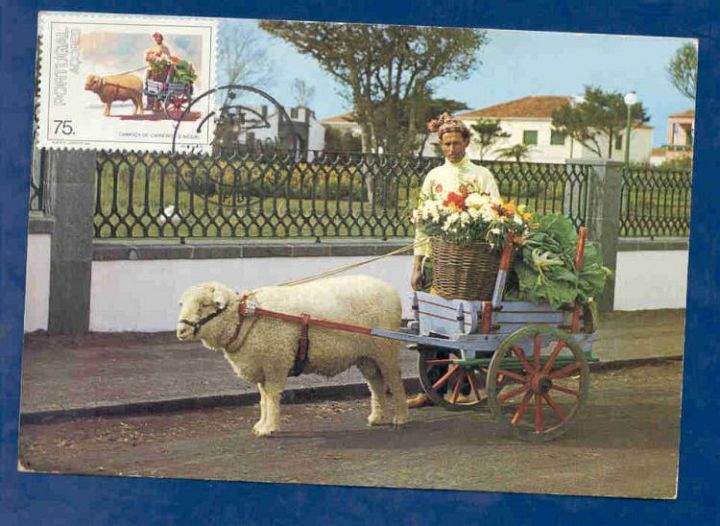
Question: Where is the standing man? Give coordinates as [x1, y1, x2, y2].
[144, 32, 172, 111]
[407, 112, 501, 409]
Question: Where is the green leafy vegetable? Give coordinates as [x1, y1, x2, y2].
[505, 213, 611, 308]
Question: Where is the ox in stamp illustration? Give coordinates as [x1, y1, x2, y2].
[37, 12, 217, 153]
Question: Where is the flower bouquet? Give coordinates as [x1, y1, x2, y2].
[412, 184, 533, 300]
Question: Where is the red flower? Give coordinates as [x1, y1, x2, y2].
[458, 184, 469, 197]
[443, 192, 466, 209]
[434, 183, 443, 193]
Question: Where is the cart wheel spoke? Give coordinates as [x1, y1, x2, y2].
[542, 340, 566, 374]
[425, 359, 454, 366]
[465, 368, 484, 402]
[551, 383, 580, 397]
[498, 384, 529, 403]
[511, 346, 533, 373]
[449, 370, 466, 404]
[497, 369, 526, 383]
[542, 392, 566, 421]
[431, 364, 460, 391]
[533, 333, 542, 369]
[511, 390, 533, 425]
[534, 393, 544, 433]
[548, 361, 582, 379]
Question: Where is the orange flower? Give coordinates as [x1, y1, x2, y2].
[443, 192, 466, 210]
[458, 184, 470, 197]
[434, 183, 443, 193]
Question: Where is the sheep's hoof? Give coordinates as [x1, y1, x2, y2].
[252, 427, 275, 438]
[392, 415, 409, 428]
[367, 413, 385, 426]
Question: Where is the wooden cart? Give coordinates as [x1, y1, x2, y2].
[374, 227, 597, 442]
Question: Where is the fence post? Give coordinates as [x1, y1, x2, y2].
[46, 149, 97, 335]
[569, 158, 624, 312]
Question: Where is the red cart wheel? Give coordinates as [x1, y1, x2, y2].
[487, 325, 589, 442]
[164, 92, 192, 121]
[417, 346, 489, 411]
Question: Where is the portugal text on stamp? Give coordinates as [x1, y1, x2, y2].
[37, 11, 217, 153]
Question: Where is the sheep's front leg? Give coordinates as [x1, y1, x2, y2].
[254, 376, 287, 437]
[253, 382, 269, 436]
[104, 102, 112, 116]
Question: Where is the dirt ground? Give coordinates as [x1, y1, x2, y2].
[18, 360, 682, 499]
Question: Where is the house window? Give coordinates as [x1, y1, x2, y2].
[686, 128, 693, 146]
[290, 107, 299, 119]
[550, 130, 566, 145]
[615, 134, 623, 150]
[522, 130, 538, 145]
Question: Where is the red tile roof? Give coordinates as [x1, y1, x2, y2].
[320, 111, 357, 124]
[668, 109, 695, 118]
[456, 96, 573, 119]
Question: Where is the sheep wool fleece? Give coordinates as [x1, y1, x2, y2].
[176, 275, 409, 436]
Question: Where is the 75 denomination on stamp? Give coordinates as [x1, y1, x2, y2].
[37, 11, 217, 153]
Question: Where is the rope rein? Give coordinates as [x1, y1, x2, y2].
[276, 239, 428, 288]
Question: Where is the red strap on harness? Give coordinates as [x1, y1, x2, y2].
[238, 301, 374, 377]
[241, 303, 373, 336]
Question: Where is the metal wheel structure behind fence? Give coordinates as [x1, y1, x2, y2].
[620, 166, 692, 237]
[92, 149, 593, 240]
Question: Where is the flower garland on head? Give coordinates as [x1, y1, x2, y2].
[427, 111, 468, 138]
[412, 182, 534, 249]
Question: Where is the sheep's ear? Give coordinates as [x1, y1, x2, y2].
[211, 287, 228, 309]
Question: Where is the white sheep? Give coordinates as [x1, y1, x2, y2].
[176, 275, 408, 437]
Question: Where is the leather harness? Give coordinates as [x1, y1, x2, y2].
[181, 294, 373, 377]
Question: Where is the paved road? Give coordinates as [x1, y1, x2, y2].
[19, 360, 681, 499]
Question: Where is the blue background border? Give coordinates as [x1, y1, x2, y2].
[2, 1, 717, 524]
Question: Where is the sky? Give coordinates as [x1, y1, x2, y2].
[219, 18, 696, 147]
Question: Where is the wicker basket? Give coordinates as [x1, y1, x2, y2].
[430, 237, 501, 300]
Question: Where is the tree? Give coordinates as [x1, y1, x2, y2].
[259, 21, 487, 155]
[496, 144, 533, 163]
[291, 78, 315, 108]
[470, 119, 511, 160]
[219, 23, 275, 89]
[324, 127, 363, 152]
[551, 86, 650, 159]
[667, 42, 697, 101]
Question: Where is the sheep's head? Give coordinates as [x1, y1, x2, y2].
[176, 282, 236, 341]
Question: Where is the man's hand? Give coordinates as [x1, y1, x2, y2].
[410, 255, 424, 291]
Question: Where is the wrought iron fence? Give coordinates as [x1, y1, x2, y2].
[620, 166, 692, 237]
[29, 148, 47, 212]
[93, 149, 592, 240]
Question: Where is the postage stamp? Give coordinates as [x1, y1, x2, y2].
[37, 11, 217, 153]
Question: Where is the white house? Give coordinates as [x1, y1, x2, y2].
[216, 104, 325, 152]
[320, 96, 653, 164]
[443, 96, 653, 164]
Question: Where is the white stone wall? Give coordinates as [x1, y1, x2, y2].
[89, 256, 416, 332]
[24, 234, 52, 332]
[24, 247, 689, 332]
[614, 250, 689, 310]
